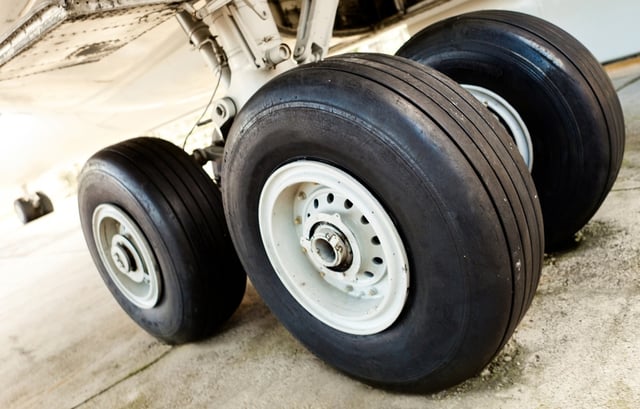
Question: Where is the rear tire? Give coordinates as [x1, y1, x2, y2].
[14, 198, 38, 224]
[78, 137, 246, 344]
[397, 10, 625, 251]
[13, 192, 53, 224]
[36, 191, 54, 214]
[223, 54, 543, 392]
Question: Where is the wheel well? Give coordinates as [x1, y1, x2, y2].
[269, 0, 423, 36]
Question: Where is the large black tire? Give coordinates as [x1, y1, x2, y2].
[78, 137, 246, 344]
[36, 191, 54, 215]
[14, 197, 38, 224]
[14, 192, 54, 224]
[397, 10, 625, 251]
[222, 54, 543, 392]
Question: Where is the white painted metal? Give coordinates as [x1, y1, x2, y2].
[258, 160, 410, 335]
[197, 0, 294, 109]
[293, 0, 340, 63]
[0, 0, 638, 206]
[92, 203, 161, 309]
[463, 84, 534, 171]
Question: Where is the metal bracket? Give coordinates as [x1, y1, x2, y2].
[192, 143, 225, 183]
[197, 0, 291, 70]
[190, 96, 236, 180]
[236, 0, 269, 20]
[294, 0, 339, 64]
[211, 97, 236, 130]
[176, 9, 231, 88]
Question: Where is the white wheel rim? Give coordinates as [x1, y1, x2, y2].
[259, 160, 409, 335]
[463, 84, 534, 171]
[92, 204, 161, 309]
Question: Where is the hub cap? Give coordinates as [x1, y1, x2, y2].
[92, 204, 161, 309]
[463, 84, 534, 171]
[259, 161, 409, 335]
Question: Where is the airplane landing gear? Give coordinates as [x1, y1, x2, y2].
[14, 191, 54, 224]
[75, 3, 624, 393]
[78, 137, 246, 344]
[222, 54, 543, 392]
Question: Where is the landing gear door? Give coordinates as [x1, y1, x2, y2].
[0, 0, 181, 81]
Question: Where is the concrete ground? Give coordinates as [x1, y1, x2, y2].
[2, 62, 640, 409]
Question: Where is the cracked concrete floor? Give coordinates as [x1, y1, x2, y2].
[1, 62, 640, 409]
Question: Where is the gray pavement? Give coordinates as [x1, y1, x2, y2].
[1, 65, 640, 408]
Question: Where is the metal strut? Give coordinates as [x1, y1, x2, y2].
[176, 9, 231, 90]
[294, 0, 340, 64]
[175, 0, 339, 173]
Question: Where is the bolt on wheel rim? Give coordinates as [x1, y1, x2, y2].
[463, 84, 534, 171]
[259, 160, 409, 335]
[92, 204, 161, 309]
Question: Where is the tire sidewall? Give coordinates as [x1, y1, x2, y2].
[79, 160, 194, 341]
[397, 16, 611, 247]
[14, 198, 37, 224]
[223, 73, 513, 388]
[36, 191, 54, 214]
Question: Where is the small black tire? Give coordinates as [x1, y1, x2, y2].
[222, 54, 542, 392]
[36, 191, 54, 215]
[78, 137, 246, 344]
[397, 10, 625, 251]
[14, 197, 38, 224]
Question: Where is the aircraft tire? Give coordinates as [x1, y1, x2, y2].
[36, 191, 54, 215]
[14, 197, 39, 224]
[222, 54, 543, 392]
[397, 10, 625, 251]
[78, 137, 246, 344]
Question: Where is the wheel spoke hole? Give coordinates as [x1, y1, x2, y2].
[344, 199, 353, 209]
[361, 215, 369, 225]
[373, 257, 384, 265]
[327, 193, 334, 204]
[313, 198, 319, 209]
[364, 270, 374, 278]
[371, 236, 380, 245]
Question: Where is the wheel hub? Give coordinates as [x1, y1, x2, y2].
[92, 204, 161, 309]
[306, 221, 353, 271]
[110, 234, 146, 283]
[300, 211, 359, 278]
[259, 160, 409, 335]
